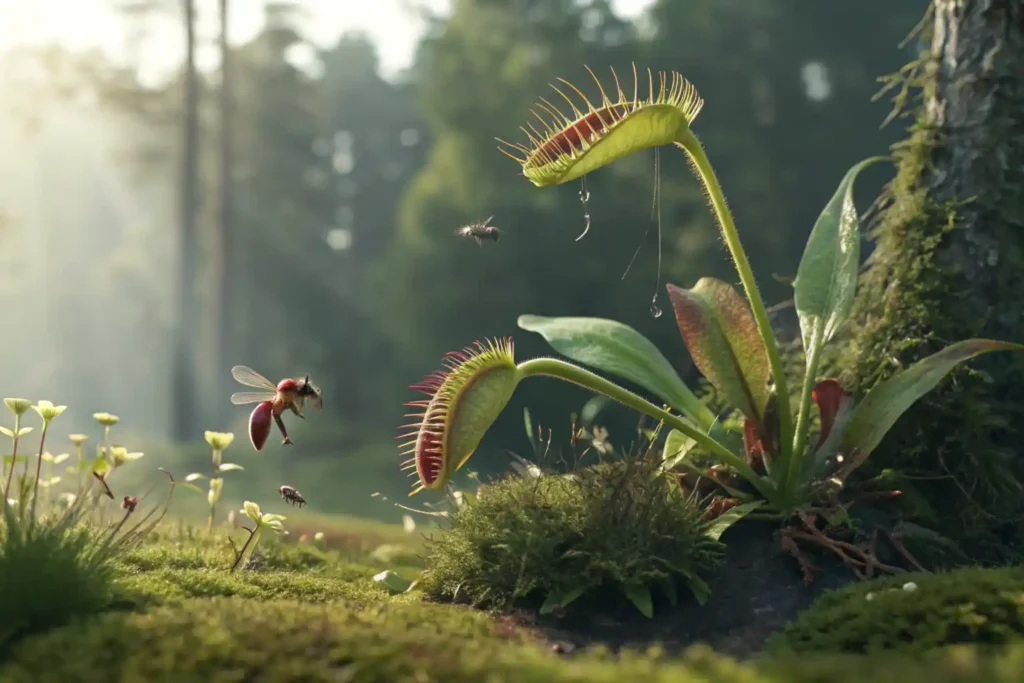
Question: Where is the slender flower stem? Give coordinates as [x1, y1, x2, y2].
[516, 357, 778, 502]
[3, 414, 21, 503]
[674, 132, 794, 476]
[231, 525, 261, 572]
[29, 422, 50, 524]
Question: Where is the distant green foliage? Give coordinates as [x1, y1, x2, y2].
[422, 456, 723, 616]
[0, 508, 117, 648]
[769, 566, 1024, 655]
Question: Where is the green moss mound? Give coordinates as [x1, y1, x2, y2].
[6, 597, 1024, 682]
[769, 565, 1024, 655]
[422, 456, 723, 615]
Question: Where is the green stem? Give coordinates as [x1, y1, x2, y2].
[516, 357, 777, 502]
[29, 421, 50, 525]
[787, 333, 823, 496]
[674, 132, 794, 475]
[3, 414, 21, 503]
[231, 525, 262, 572]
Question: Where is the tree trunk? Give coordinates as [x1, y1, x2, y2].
[173, 0, 199, 441]
[214, 0, 233, 417]
[847, 0, 1024, 561]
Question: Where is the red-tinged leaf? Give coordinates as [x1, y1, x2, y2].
[249, 401, 273, 451]
[667, 279, 771, 425]
[836, 339, 1024, 478]
[742, 419, 766, 474]
[812, 379, 851, 449]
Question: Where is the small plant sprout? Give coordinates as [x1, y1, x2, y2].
[230, 501, 286, 571]
[401, 66, 1024, 530]
[187, 430, 241, 531]
[28, 400, 66, 523]
[67, 434, 89, 480]
[2, 398, 34, 505]
[91, 412, 120, 472]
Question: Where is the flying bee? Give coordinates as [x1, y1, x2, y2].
[278, 485, 307, 508]
[454, 216, 501, 246]
[230, 365, 323, 451]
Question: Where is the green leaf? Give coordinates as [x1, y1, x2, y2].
[178, 482, 204, 494]
[185, 473, 207, 482]
[666, 279, 770, 423]
[794, 157, 888, 358]
[661, 429, 696, 471]
[522, 407, 534, 443]
[684, 576, 712, 606]
[659, 577, 678, 607]
[837, 339, 1024, 476]
[373, 570, 413, 595]
[217, 463, 244, 472]
[517, 314, 713, 427]
[622, 583, 654, 618]
[539, 583, 590, 615]
[704, 500, 765, 541]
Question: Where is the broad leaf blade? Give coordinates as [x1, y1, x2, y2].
[839, 340, 1024, 464]
[517, 314, 713, 426]
[666, 279, 770, 423]
[794, 157, 888, 356]
[539, 584, 590, 615]
[622, 583, 654, 618]
[703, 500, 765, 541]
[661, 428, 696, 471]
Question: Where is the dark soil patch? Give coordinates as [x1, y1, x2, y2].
[514, 521, 858, 659]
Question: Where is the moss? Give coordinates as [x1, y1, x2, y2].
[842, 7, 1024, 562]
[6, 597, 1024, 681]
[115, 567, 397, 608]
[421, 455, 723, 615]
[768, 565, 1024, 656]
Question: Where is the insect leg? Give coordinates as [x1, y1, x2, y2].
[274, 412, 294, 446]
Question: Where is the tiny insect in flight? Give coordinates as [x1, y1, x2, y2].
[454, 216, 501, 246]
[278, 485, 307, 508]
[231, 365, 323, 451]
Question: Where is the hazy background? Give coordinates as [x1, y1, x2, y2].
[0, 0, 927, 522]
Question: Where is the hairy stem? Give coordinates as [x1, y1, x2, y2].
[231, 525, 261, 572]
[516, 357, 777, 502]
[674, 131, 794, 481]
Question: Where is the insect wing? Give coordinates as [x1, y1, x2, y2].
[231, 365, 276, 390]
[231, 391, 275, 406]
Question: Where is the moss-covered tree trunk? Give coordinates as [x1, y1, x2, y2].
[847, 0, 1024, 561]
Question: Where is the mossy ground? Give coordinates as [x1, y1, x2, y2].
[2, 511, 1024, 681]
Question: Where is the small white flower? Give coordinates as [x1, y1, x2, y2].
[902, 581, 918, 592]
[865, 592, 875, 601]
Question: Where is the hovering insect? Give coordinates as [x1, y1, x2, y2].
[454, 216, 501, 246]
[278, 485, 307, 508]
[230, 365, 323, 451]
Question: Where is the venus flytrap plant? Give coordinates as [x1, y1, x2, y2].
[401, 66, 1024, 523]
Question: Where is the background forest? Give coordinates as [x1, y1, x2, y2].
[0, 0, 928, 520]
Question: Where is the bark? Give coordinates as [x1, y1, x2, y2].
[848, 0, 1024, 560]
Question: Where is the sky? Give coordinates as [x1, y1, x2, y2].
[0, 0, 654, 79]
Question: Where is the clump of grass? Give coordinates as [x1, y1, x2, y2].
[422, 452, 725, 617]
[767, 565, 1024, 655]
[0, 501, 116, 648]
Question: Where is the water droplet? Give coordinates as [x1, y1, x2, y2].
[575, 175, 592, 241]
[649, 296, 663, 318]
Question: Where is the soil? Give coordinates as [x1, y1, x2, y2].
[512, 520, 858, 659]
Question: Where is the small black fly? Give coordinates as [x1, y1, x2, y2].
[454, 216, 501, 246]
